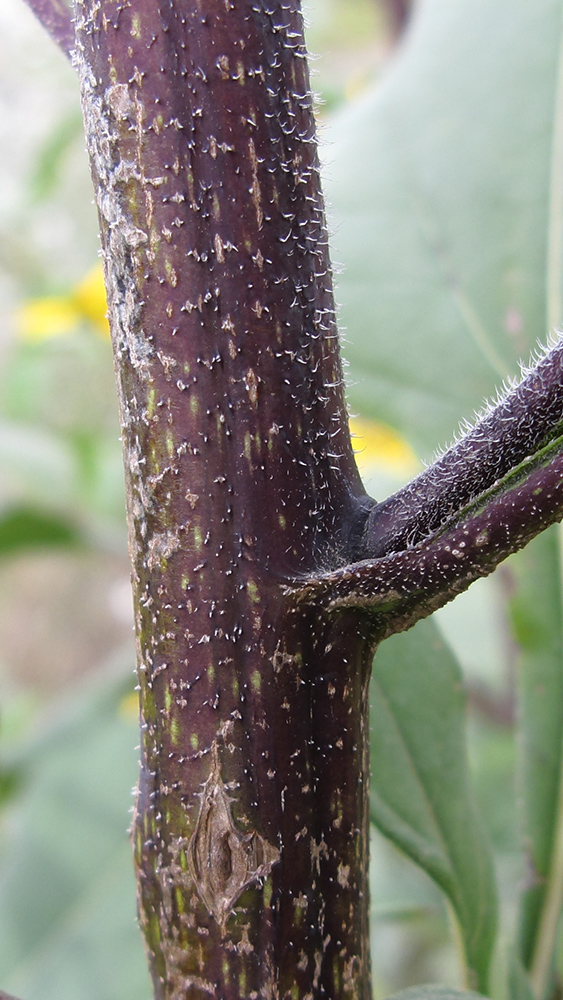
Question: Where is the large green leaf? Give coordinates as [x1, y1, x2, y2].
[325, 1, 563, 987]
[386, 989, 488, 1000]
[509, 526, 563, 997]
[0, 506, 81, 556]
[370, 618, 497, 992]
[326, 0, 563, 457]
[507, 949, 537, 1000]
[0, 665, 151, 1000]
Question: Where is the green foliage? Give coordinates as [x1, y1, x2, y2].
[0, 667, 151, 1000]
[510, 530, 563, 996]
[327, 0, 563, 456]
[370, 620, 497, 991]
[0, 506, 80, 555]
[0, 334, 126, 535]
[325, 0, 563, 995]
[386, 990, 488, 1000]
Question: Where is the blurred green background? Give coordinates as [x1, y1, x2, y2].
[1, 0, 562, 997]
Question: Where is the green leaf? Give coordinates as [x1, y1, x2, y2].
[326, 2, 563, 985]
[509, 526, 563, 997]
[0, 665, 151, 1000]
[370, 618, 497, 992]
[385, 988, 489, 1000]
[0, 506, 81, 556]
[326, 0, 563, 457]
[506, 950, 536, 1000]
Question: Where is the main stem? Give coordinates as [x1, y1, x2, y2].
[74, 1, 373, 997]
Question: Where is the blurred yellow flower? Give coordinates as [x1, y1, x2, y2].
[349, 416, 419, 476]
[72, 266, 110, 336]
[16, 264, 109, 340]
[118, 690, 139, 721]
[17, 296, 79, 340]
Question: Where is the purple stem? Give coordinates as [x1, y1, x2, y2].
[361, 337, 563, 559]
[23, 0, 74, 58]
[383, 0, 413, 39]
[296, 443, 563, 637]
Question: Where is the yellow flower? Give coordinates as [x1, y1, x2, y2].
[349, 416, 419, 477]
[118, 690, 139, 721]
[17, 296, 80, 340]
[71, 265, 110, 336]
[16, 264, 109, 341]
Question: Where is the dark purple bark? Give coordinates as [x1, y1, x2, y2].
[73, 0, 373, 997]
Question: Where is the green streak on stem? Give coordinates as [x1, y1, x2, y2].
[528, 523, 563, 999]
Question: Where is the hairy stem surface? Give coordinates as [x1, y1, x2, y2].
[73, 0, 373, 997]
[361, 338, 563, 560]
[297, 440, 563, 638]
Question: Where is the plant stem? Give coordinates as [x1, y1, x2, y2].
[295, 440, 563, 637]
[381, 0, 413, 40]
[24, 0, 74, 57]
[360, 338, 563, 561]
[73, 0, 374, 996]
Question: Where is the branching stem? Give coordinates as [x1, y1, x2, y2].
[23, 0, 74, 58]
[360, 337, 563, 561]
[296, 434, 563, 638]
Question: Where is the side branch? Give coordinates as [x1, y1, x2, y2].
[294, 440, 563, 638]
[23, 0, 74, 58]
[359, 336, 563, 559]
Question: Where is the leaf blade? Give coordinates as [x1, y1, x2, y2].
[326, 0, 563, 456]
[509, 527, 563, 996]
[388, 983, 492, 1000]
[0, 668, 151, 1000]
[385, 988, 489, 1000]
[370, 618, 498, 991]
